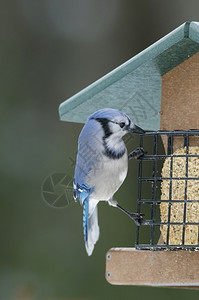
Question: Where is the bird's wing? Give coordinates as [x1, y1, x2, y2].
[73, 119, 102, 255]
[74, 119, 103, 185]
[73, 182, 93, 205]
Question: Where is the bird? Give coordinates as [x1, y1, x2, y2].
[73, 108, 145, 256]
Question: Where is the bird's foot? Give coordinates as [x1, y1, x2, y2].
[127, 212, 145, 226]
[116, 204, 144, 226]
[128, 147, 146, 160]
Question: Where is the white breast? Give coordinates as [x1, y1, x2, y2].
[119, 170, 127, 182]
[87, 150, 128, 201]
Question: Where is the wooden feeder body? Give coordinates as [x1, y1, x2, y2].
[59, 22, 199, 288]
[161, 51, 199, 133]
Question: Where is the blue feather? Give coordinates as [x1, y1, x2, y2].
[73, 182, 94, 243]
[83, 196, 89, 242]
[73, 182, 93, 204]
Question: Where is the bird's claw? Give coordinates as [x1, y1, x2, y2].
[128, 147, 146, 160]
[129, 212, 145, 226]
[116, 204, 145, 226]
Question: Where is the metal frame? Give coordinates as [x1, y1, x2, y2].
[135, 130, 199, 250]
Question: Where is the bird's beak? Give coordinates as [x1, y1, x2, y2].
[129, 124, 145, 134]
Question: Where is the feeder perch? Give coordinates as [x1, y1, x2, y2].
[59, 22, 199, 288]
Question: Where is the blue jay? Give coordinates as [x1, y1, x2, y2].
[73, 108, 145, 256]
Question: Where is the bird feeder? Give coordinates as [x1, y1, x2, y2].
[59, 22, 199, 288]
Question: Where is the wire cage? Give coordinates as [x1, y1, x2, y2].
[136, 130, 199, 250]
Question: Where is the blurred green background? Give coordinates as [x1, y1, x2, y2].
[1, 1, 199, 299]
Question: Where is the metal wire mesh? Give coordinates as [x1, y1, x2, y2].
[135, 130, 199, 250]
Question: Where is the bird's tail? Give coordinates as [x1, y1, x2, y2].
[83, 198, 100, 256]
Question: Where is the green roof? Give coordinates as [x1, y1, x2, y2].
[59, 21, 199, 130]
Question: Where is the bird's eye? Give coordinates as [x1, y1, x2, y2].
[119, 122, 125, 128]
